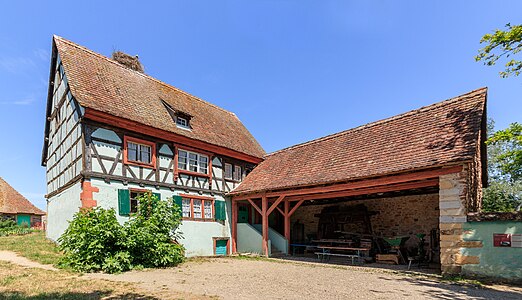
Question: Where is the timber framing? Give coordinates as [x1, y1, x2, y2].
[84, 108, 263, 164]
[230, 164, 463, 257]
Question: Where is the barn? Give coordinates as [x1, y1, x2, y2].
[229, 88, 487, 275]
[0, 177, 45, 227]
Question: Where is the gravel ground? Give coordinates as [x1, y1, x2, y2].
[89, 257, 522, 300]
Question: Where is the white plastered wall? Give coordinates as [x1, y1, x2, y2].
[46, 181, 82, 241]
[91, 177, 231, 257]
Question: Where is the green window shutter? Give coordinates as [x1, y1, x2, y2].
[214, 200, 226, 221]
[153, 192, 161, 200]
[173, 195, 183, 215]
[118, 189, 130, 216]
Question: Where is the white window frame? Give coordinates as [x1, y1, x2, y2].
[176, 116, 190, 129]
[181, 197, 214, 220]
[233, 165, 242, 181]
[178, 149, 209, 174]
[224, 163, 233, 179]
[128, 141, 152, 164]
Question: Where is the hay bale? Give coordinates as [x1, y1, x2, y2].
[111, 51, 144, 73]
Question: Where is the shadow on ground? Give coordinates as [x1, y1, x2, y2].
[0, 290, 161, 300]
[377, 275, 522, 300]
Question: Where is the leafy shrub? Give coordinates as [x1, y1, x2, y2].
[58, 193, 184, 273]
[0, 218, 36, 236]
[124, 192, 184, 268]
[0, 219, 17, 229]
[58, 207, 127, 272]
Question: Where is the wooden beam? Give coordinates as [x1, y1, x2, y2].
[84, 108, 263, 164]
[247, 198, 262, 215]
[267, 195, 285, 216]
[231, 199, 238, 253]
[288, 199, 305, 217]
[262, 196, 269, 257]
[286, 179, 439, 201]
[276, 206, 285, 216]
[231, 165, 461, 200]
[284, 199, 290, 254]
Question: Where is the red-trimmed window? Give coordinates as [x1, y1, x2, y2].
[181, 194, 214, 221]
[178, 149, 208, 175]
[124, 136, 156, 167]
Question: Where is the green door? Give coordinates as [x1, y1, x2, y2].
[215, 239, 228, 256]
[238, 206, 248, 223]
[17, 215, 31, 227]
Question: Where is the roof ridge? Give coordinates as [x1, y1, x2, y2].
[265, 87, 487, 157]
[53, 35, 237, 116]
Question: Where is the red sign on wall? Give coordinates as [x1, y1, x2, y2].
[493, 234, 511, 247]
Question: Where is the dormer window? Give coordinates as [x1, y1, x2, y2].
[162, 99, 192, 130]
[176, 116, 189, 129]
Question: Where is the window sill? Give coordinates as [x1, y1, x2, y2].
[182, 217, 217, 222]
[224, 178, 242, 183]
[178, 169, 210, 178]
[125, 160, 155, 169]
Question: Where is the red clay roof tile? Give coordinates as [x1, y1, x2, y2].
[232, 88, 487, 195]
[53, 36, 265, 159]
[0, 177, 45, 215]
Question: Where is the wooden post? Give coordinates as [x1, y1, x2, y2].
[231, 199, 238, 253]
[262, 195, 269, 257]
[284, 199, 290, 255]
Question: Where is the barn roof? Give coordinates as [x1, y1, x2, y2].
[231, 88, 487, 195]
[51, 36, 265, 160]
[0, 178, 45, 215]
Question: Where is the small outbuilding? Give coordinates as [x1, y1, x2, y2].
[0, 177, 45, 227]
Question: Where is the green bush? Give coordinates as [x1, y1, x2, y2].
[58, 193, 184, 273]
[124, 192, 184, 268]
[58, 207, 127, 272]
[0, 218, 36, 236]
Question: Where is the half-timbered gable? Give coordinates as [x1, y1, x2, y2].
[43, 53, 83, 196]
[42, 36, 264, 256]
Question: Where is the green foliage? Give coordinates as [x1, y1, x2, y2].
[0, 219, 17, 229]
[486, 122, 522, 182]
[482, 181, 522, 212]
[58, 193, 184, 273]
[0, 218, 36, 237]
[124, 193, 184, 268]
[482, 120, 522, 212]
[58, 207, 127, 272]
[476, 23, 522, 78]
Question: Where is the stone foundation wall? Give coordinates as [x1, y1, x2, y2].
[439, 166, 469, 275]
[291, 193, 440, 239]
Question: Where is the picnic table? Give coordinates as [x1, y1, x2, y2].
[315, 246, 370, 264]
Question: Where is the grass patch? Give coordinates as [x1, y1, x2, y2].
[0, 261, 172, 299]
[442, 274, 484, 287]
[0, 231, 62, 265]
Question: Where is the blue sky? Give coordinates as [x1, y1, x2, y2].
[0, 1, 521, 210]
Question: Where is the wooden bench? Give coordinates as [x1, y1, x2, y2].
[315, 252, 361, 264]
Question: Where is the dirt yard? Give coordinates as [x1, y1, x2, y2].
[89, 257, 522, 300]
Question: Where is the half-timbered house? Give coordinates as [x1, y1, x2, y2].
[42, 36, 264, 256]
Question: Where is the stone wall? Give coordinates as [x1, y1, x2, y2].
[439, 166, 469, 275]
[291, 193, 440, 239]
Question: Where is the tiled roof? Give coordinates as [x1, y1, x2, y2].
[232, 88, 487, 195]
[53, 36, 265, 159]
[0, 177, 45, 215]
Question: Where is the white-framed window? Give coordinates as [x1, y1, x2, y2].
[182, 198, 191, 218]
[176, 116, 189, 129]
[182, 197, 214, 220]
[193, 199, 202, 218]
[224, 163, 233, 179]
[233, 165, 242, 181]
[178, 149, 208, 174]
[128, 141, 152, 164]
